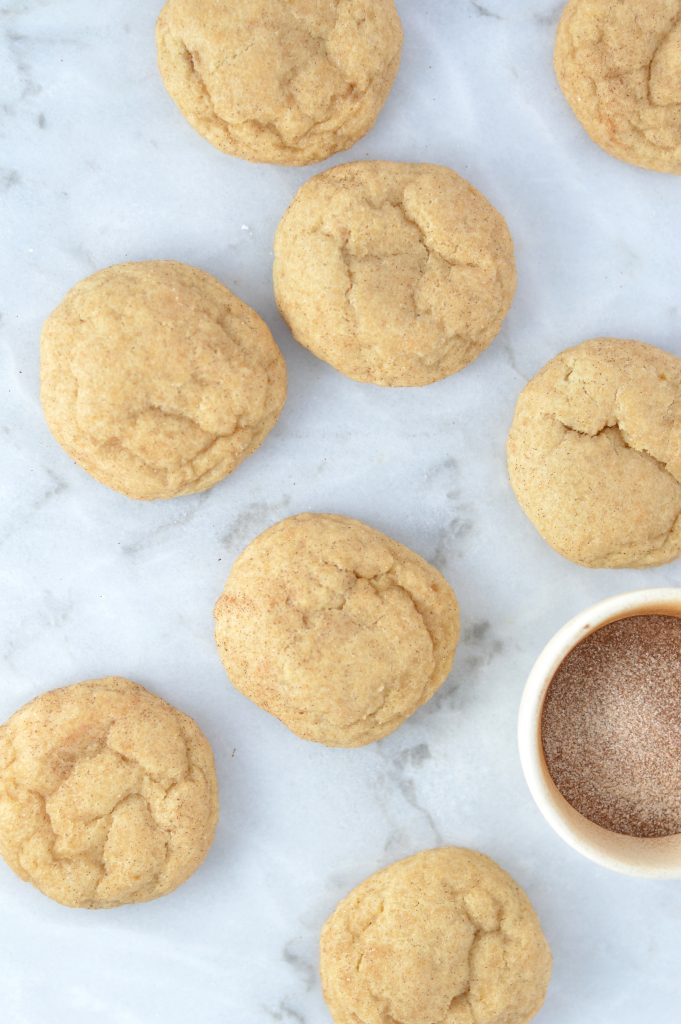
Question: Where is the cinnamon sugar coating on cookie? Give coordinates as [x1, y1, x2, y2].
[507, 338, 681, 568]
[156, 0, 402, 165]
[274, 162, 516, 386]
[40, 261, 286, 500]
[320, 847, 552, 1024]
[555, 0, 681, 173]
[0, 678, 218, 908]
[214, 514, 459, 746]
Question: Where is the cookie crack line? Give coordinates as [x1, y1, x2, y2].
[562, 10, 681, 160]
[175, 22, 372, 157]
[278, 559, 443, 735]
[10, 721, 192, 864]
[286, 5, 364, 97]
[646, 14, 681, 109]
[176, 37, 289, 153]
[95, 793, 171, 899]
[281, 0, 400, 127]
[70, 371, 259, 483]
[8, 732, 114, 837]
[107, 736, 192, 796]
[287, 0, 348, 82]
[662, 506, 681, 546]
[554, 415, 680, 484]
[315, 194, 492, 275]
[287, 555, 439, 683]
[314, 192, 502, 357]
[16, 779, 166, 870]
[130, 403, 255, 458]
[364, 196, 490, 274]
[383, 569, 439, 688]
[553, 417, 681, 559]
[353, 894, 502, 1024]
[13, 776, 178, 904]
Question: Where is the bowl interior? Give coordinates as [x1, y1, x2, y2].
[520, 589, 681, 878]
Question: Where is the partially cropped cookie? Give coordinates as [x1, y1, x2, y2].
[41, 261, 287, 500]
[214, 514, 459, 746]
[273, 161, 516, 386]
[507, 338, 681, 568]
[156, 0, 402, 166]
[321, 847, 552, 1024]
[555, 0, 681, 173]
[0, 678, 218, 908]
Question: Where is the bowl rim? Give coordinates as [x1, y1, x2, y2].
[517, 587, 681, 879]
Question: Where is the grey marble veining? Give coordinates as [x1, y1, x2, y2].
[1, 1, 680, 1021]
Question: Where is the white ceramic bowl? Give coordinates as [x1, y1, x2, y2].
[518, 588, 681, 878]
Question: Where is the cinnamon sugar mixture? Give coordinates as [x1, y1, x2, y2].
[541, 614, 681, 838]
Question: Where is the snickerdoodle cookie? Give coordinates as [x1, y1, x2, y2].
[507, 338, 681, 568]
[156, 0, 403, 166]
[0, 678, 218, 908]
[555, 0, 681, 174]
[40, 261, 287, 500]
[320, 847, 552, 1024]
[273, 161, 516, 386]
[214, 514, 459, 746]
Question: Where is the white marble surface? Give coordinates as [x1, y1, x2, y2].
[1, 1, 680, 1021]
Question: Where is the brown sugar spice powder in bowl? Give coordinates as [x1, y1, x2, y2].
[541, 614, 681, 839]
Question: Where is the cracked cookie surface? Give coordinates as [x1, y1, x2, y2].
[156, 0, 402, 166]
[320, 847, 552, 1024]
[40, 261, 287, 500]
[507, 338, 681, 568]
[555, 0, 681, 173]
[0, 678, 219, 908]
[273, 161, 516, 386]
[214, 514, 460, 747]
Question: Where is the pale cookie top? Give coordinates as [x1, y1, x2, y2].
[156, 0, 402, 166]
[214, 514, 460, 747]
[40, 261, 287, 500]
[555, 0, 681, 173]
[320, 847, 552, 1024]
[0, 678, 219, 908]
[273, 161, 516, 387]
[507, 338, 681, 568]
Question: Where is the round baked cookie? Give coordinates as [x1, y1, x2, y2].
[320, 847, 552, 1024]
[156, 0, 403, 166]
[0, 678, 219, 908]
[214, 513, 460, 746]
[555, 0, 681, 174]
[507, 338, 681, 568]
[273, 161, 516, 386]
[40, 261, 287, 500]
